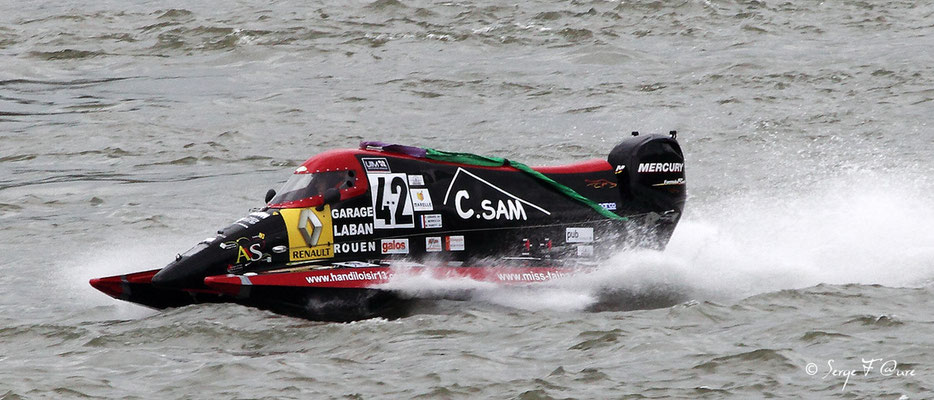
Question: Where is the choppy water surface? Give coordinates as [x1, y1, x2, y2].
[2, 0, 934, 398]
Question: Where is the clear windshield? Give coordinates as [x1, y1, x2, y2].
[269, 170, 355, 204]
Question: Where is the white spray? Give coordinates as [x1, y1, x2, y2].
[386, 168, 934, 312]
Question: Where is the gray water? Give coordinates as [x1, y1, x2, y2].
[2, 0, 934, 398]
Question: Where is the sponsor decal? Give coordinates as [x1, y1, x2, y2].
[445, 235, 465, 251]
[410, 188, 433, 211]
[566, 227, 594, 243]
[615, 164, 625, 174]
[331, 206, 374, 219]
[237, 245, 264, 263]
[305, 270, 391, 284]
[454, 191, 528, 220]
[420, 214, 443, 229]
[332, 261, 379, 268]
[407, 174, 425, 186]
[426, 237, 443, 252]
[362, 157, 390, 173]
[333, 222, 374, 237]
[496, 270, 571, 282]
[599, 202, 617, 211]
[233, 212, 268, 228]
[334, 241, 377, 254]
[280, 206, 334, 262]
[585, 179, 617, 189]
[637, 162, 684, 173]
[370, 173, 415, 229]
[222, 233, 271, 266]
[381, 238, 409, 254]
[522, 238, 552, 253]
[237, 243, 266, 264]
[577, 245, 594, 257]
[652, 178, 686, 187]
[442, 167, 550, 221]
[291, 247, 332, 261]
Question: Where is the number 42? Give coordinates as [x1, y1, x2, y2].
[372, 174, 414, 228]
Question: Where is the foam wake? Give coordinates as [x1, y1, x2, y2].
[385, 169, 934, 312]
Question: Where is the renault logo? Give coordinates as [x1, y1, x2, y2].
[297, 208, 322, 246]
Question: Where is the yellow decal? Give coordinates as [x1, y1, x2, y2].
[280, 206, 334, 262]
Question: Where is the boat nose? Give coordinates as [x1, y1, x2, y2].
[151, 243, 217, 289]
[89, 276, 125, 298]
[150, 263, 184, 288]
[150, 211, 286, 289]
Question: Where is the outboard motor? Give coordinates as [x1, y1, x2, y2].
[608, 131, 686, 218]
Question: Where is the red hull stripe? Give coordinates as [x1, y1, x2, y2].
[532, 159, 611, 174]
[90, 269, 227, 297]
[203, 266, 580, 292]
[89, 269, 161, 298]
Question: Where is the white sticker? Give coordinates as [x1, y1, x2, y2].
[445, 235, 465, 251]
[407, 175, 425, 186]
[599, 202, 617, 211]
[577, 245, 594, 257]
[566, 227, 594, 243]
[362, 158, 390, 173]
[420, 214, 443, 229]
[369, 173, 415, 229]
[380, 238, 409, 254]
[426, 237, 443, 252]
[410, 188, 434, 212]
[332, 261, 379, 268]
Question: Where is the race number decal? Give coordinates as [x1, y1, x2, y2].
[369, 173, 415, 229]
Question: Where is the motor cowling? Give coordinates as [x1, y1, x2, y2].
[608, 132, 686, 217]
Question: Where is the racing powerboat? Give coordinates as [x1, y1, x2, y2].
[90, 132, 686, 320]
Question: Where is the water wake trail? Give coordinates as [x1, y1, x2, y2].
[387, 169, 934, 312]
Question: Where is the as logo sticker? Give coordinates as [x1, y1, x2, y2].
[370, 173, 415, 229]
[280, 206, 334, 262]
[222, 233, 270, 266]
